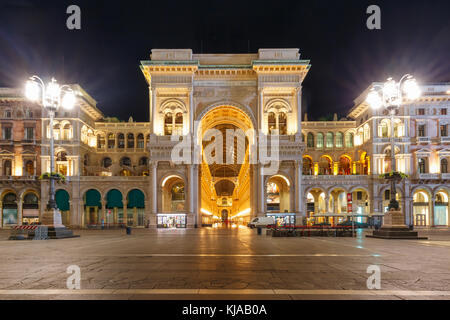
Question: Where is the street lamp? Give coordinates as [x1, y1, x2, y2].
[25, 76, 77, 238]
[366, 75, 421, 212]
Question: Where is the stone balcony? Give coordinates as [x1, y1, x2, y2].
[441, 136, 450, 144]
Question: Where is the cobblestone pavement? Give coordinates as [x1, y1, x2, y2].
[0, 227, 449, 300]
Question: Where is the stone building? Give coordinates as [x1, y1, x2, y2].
[0, 49, 449, 229]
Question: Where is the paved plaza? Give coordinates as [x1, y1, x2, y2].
[0, 227, 449, 300]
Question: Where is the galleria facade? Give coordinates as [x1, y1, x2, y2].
[0, 48, 449, 229]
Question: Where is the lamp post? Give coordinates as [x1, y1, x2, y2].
[365, 75, 427, 240]
[366, 75, 421, 211]
[25, 76, 78, 238]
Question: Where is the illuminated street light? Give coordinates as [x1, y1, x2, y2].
[366, 74, 421, 211]
[24, 76, 77, 236]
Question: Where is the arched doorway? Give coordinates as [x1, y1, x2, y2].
[434, 191, 448, 226]
[106, 189, 124, 226]
[84, 189, 101, 227]
[198, 105, 254, 226]
[2, 192, 18, 227]
[160, 175, 186, 228]
[305, 189, 327, 225]
[22, 192, 40, 225]
[127, 189, 145, 227]
[56, 189, 70, 226]
[266, 175, 293, 226]
[413, 190, 430, 227]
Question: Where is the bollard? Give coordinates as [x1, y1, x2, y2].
[257, 227, 262, 235]
[126, 226, 131, 235]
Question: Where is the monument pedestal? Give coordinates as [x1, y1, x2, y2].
[39, 208, 79, 239]
[366, 210, 427, 240]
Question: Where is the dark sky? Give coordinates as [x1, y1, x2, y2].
[0, 0, 449, 121]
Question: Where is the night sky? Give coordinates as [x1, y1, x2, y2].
[0, 0, 449, 121]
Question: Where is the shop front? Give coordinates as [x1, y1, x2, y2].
[22, 192, 39, 225]
[157, 213, 186, 228]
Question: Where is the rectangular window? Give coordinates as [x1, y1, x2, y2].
[24, 127, 34, 140]
[357, 191, 363, 201]
[418, 125, 426, 137]
[441, 108, 447, 115]
[441, 125, 448, 137]
[417, 108, 425, 116]
[25, 110, 33, 118]
[3, 127, 12, 140]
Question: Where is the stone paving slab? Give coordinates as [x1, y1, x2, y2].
[0, 228, 449, 299]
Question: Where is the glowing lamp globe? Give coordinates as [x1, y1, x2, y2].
[62, 91, 76, 110]
[25, 80, 40, 101]
[366, 90, 382, 110]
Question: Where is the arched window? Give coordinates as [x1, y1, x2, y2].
[117, 133, 125, 148]
[164, 113, 173, 135]
[345, 132, 354, 148]
[139, 157, 148, 166]
[418, 158, 427, 174]
[4, 160, 12, 176]
[441, 158, 448, 174]
[338, 156, 351, 175]
[363, 124, 370, 142]
[336, 132, 343, 148]
[107, 133, 115, 149]
[120, 157, 131, 167]
[268, 112, 276, 134]
[278, 112, 287, 135]
[81, 126, 88, 144]
[83, 154, 89, 166]
[102, 157, 112, 168]
[316, 133, 324, 149]
[174, 113, 183, 135]
[307, 133, 314, 148]
[53, 123, 60, 140]
[301, 133, 305, 142]
[319, 156, 332, 175]
[303, 157, 313, 175]
[326, 132, 334, 148]
[393, 120, 404, 138]
[62, 123, 72, 140]
[127, 133, 134, 148]
[25, 160, 34, 176]
[97, 135, 105, 149]
[379, 120, 389, 138]
[56, 151, 68, 175]
[137, 134, 144, 148]
[56, 151, 67, 162]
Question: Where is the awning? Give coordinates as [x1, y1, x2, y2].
[85, 189, 101, 207]
[56, 189, 70, 211]
[106, 189, 123, 208]
[127, 189, 145, 208]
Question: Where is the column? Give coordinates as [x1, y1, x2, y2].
[123, 205, 128, 226]
[257, 164, 265, 216]
[251, 164, 258, 218]
[296, 86, 302, 135]
[18, 197, 23, 226]
[150, 87, 157, 134]
[295, 160, 303, 225]
[259, 88, 264, 131]
[151, 161, 158, 214]
[430, 195, 435, 227]
[189, 88, 194, 134]
[188, 164, 199, 227]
